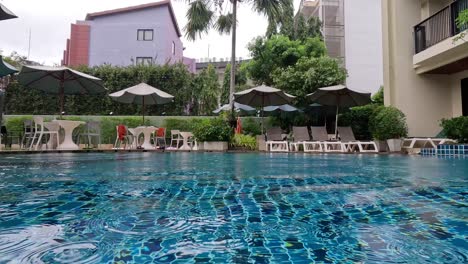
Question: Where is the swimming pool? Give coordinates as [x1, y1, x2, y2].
[0, 153, 466, 263]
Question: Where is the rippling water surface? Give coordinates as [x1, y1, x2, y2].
[0, 152, 467, 263]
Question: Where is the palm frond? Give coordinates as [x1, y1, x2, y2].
[184, 0, 215, 41]
[215, 13, 234, 35]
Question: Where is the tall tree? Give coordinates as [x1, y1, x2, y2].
[183, 0, 293, 109]
[221, 63, 248, 104]
[192, 64, 220, 115]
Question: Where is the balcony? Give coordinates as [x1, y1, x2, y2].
[413, 0, 468, 74]
[414, 0, 467, 54]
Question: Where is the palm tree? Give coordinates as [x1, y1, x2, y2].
[183, 0, 292, 109]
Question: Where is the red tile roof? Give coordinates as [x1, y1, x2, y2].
[85, 0, 181, 37]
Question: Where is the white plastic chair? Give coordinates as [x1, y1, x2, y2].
[79, 121, 101, 149]
[29, 117, 60, 150]
[170, 130, 182, 149]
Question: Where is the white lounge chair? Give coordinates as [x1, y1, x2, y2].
[266, 127, 289, 152]
[306, 126, 344, 152]
[290, 126, 312, 152]
[338, 126, 378, 153]
[402, 137, 457, 149]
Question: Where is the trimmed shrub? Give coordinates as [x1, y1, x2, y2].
[339, 105, 383, 140]
[440, 116, 468, 143]
[230, 134, 257, 150]
[4, 116, 33, 133]
[193, 118, 232, 142]
[370, 106, 408, 140]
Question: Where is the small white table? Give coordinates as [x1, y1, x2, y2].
[133, 126, 157, 149]
[179, 132, 194, 151]
[52, 120, 85, 150]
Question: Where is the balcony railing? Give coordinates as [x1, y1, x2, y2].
[414, 0, 468, 54]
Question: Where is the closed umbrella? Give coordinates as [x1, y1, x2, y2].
[0, 3, 17, 21]
[18, 66, 106, 117]
[109, 82, 174, 123]
[307, 84, 371, 137]
[234, 84, 295, 133]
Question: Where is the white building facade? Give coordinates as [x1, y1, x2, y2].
[299, 0, 384, 93]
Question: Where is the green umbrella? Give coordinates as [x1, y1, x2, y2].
[17, 66, 106, 117]
[0, 56, 18, 78]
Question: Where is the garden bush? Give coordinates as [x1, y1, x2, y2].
[193, 118, 232, 142]
[369, 106, 408, 140]
[242, 117, 262, 136]
[230, 134, 257, 150]
[339, 105, 383, 140]
[440, 116, 468, 143]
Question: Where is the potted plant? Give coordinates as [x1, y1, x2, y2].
[193, 118, 232, 151]
[370, 106, 408, 152]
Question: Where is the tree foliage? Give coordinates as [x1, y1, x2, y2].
[183, 0, 293, 41]
[247, 35, 327, 85]
[192, 64, 220, 115]
[221, 63, 249, 104]
[273, 57, 346, 102]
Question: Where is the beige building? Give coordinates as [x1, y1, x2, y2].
[382, 0, 468, 137]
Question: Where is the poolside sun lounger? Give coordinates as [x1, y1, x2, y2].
[337, 126, 378, 153]
[266, 127, 289, 152]
[306, 126, 344, 152]
[402, 138, 457, 149]
[290, 126, 312, 152]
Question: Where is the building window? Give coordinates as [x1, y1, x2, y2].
[137, 29, 153, 41]
[172, 41, 176, 55]
[136, 57, 153, 66]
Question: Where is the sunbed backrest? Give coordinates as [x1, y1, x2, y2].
[338, 127, 356, 141]
[293, 126, 310, 142]
[266, 127, 283, 141]
[310, 126, 328, 141]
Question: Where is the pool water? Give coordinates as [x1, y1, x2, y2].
[0, 153, 467, 263]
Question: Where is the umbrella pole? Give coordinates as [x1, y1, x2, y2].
[59, 80, 64, 119]
[335, 105, 339, 139]
[142, 97, 145, 125]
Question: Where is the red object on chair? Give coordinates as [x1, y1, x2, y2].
[235, 117, 242, 134]
[117, 125, 127, 141]
[156, 127, 165, 137]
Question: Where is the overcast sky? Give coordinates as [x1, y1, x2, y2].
[0, 0, 301, 65]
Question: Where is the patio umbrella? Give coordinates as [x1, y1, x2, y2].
[307, 84, 371, 137]
[109, 82, 174, 123]
[18, 66, 106, 117]
[234, 84, 295, 133]
[213, 102, 255, 114]
[0, 3, 17, 21]
[0, 56, 18, 78]
[263, 104, 300, 112]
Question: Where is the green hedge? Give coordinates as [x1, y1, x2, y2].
[440, 116, 468, 143]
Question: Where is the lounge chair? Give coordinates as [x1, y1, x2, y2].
[266, 127, 289, 152]
[306, 126, 344, 153]
[337, 126, 378, 153]
[290, 126, 311, 152]
[402, 137, 457, 150]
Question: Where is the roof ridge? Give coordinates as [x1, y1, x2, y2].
[85, 0, 181, 37]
